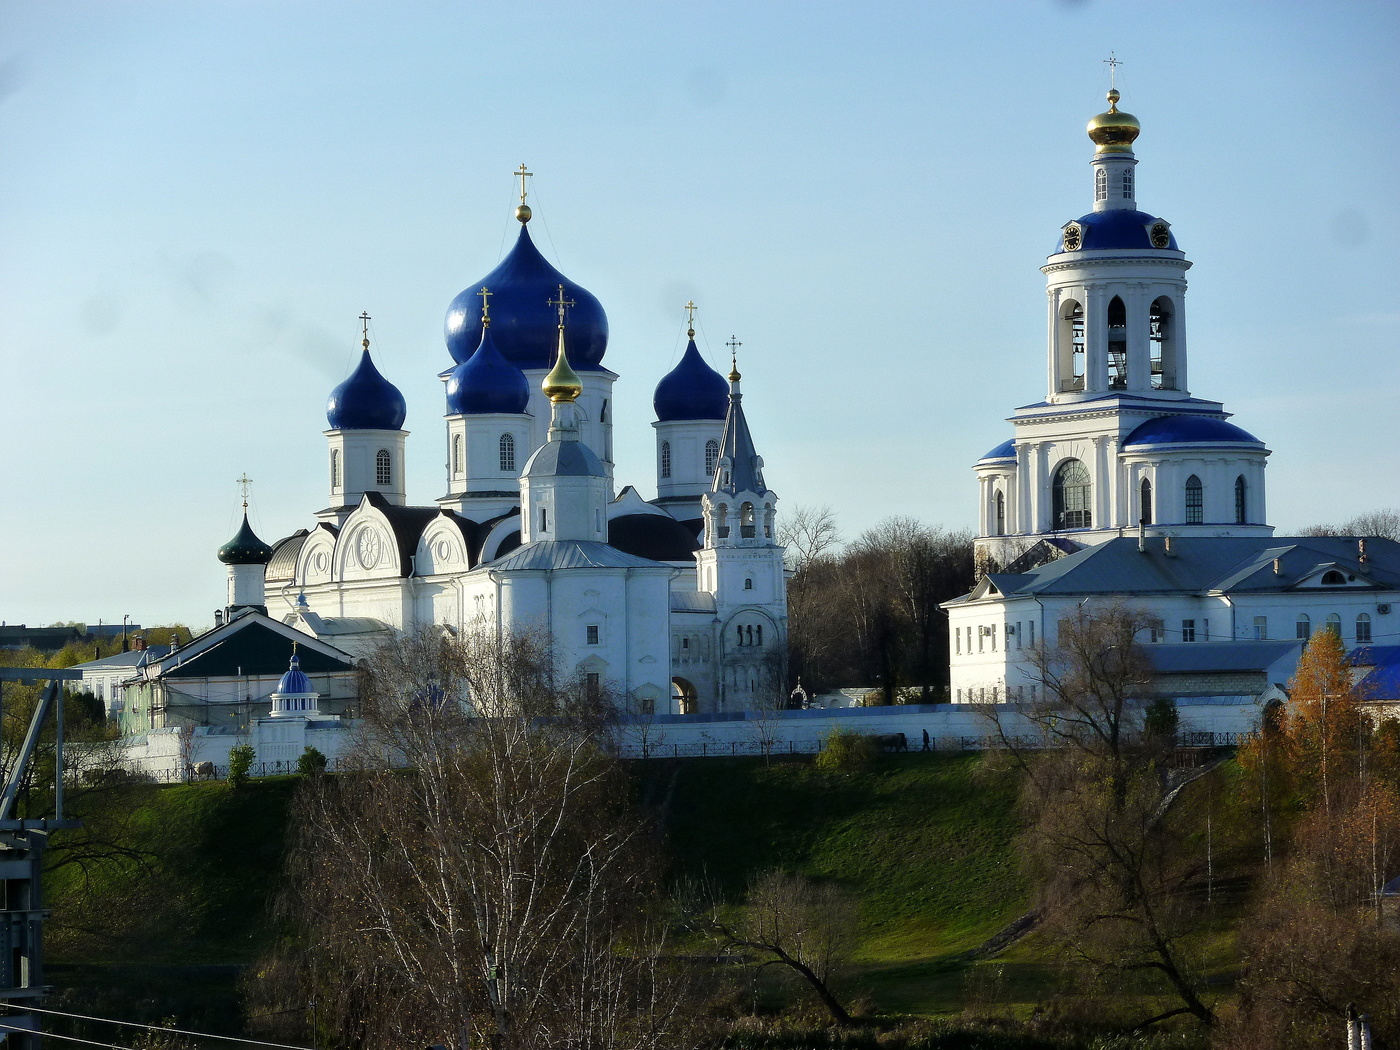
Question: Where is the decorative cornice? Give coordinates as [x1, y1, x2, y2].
[1042, 256, 1192, 275]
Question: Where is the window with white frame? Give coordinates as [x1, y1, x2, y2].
[500, 433, 516, 472]
[1296, 614, 1311, 641]
[586, 625, 599, 645]
[1182, 619, 1196, 643]
[1254, 616, 1268, 640]
[376, 449, 392, 486]
[1185, 475, 1203, 524]
[1357, 614, 1372, 642]
[660, 441, 671, 479]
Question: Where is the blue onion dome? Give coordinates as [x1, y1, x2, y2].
[445, 326, 529, 415]
[654, 337, 729, 421]
[218, 514, 274, 564]
[327, 349, 407, 430]
[978, 438, 1017, 464]
[276, 653, 311, 695]
[1124, 416, 1264, 448]
[444, 224, 609, 370]
[1056, 210, 1178, 254]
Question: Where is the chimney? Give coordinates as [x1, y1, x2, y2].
[1359, 538, 1368, 564]
[1273, 557, 1282, 575]
[1164, 536, 1174, 557]
[133, 635, 146, 652]
[1138, 519, 1147, 553]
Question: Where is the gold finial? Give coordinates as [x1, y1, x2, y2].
[685, 300, 697, 338]
[235, 473, 253, 512]
[515, 163, 533, 223]
[359, 310, 371, 352]
[726, 334, 742, 382]
[542, 327, 584, 404]
[477, 286, 493, 328]
[1086, 64, 1140, 154]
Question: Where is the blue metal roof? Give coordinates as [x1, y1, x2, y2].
[1124, 415, 1263, 447]
[979, 438, 1017, 463]
[521, 438, 606, 478]
[482, 539, 669, 572]
[327, 349, 407, 430]
[1055, 209, 1178, 253]
[1147, 641, 1300, 675]
[445, 326, 530, 415]
[654, 338, 728, 421]
[275, 653, 313, 695]
[444, 224, 609, 371]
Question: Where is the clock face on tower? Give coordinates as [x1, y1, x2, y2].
[1149, 222, 1171, 249]
[1062, 223, 1082, 252]
[356, 527, 382, 568]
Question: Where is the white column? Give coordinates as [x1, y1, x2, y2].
[1084, 287, 1107, 393]
[1126, 285, 1151, 393]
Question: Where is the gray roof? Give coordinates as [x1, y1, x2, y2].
[957, 536, 1400, 603]
[481, 540, 672, 573]
[522, 438, 605, 478]
[712, 381, 768, 496]
[670, 591, 717, 613]
[1146, 641, 1300, 675]
[71, 646, 172, 671]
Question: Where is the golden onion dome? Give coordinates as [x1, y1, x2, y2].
[542, 327, 584, 403]
[1087, 89, 1140, 154]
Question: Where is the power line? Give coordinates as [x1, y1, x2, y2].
[0, 1020, 140, 1050]
[9, 1006, 314, 1050]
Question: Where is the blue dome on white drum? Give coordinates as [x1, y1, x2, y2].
[978, 438, 1017, 464]
[1055, 210, 1179, 254]
[276, 653, 311, 695]
[1124, 416, 1263, 448]
[327, 350, 407, 430]
[445, 223, 609, 371]
[654, 338, 728, 421]
[445, 326, 529, 415]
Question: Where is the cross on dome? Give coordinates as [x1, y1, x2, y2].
[359, 311, 371, 352]
[685, 300, 698, 337]
[547, 284, 576, 327]
[726, 335, 743, 381]
[515, 164, 534, 223]
[477, 286, 493, 326]
[235, 473, 253, 510]
[1104, 52, 1122, 91]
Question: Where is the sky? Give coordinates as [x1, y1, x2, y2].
[1, 0, 1397, 631]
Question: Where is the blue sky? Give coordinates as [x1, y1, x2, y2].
[2, 0, 1397, 629]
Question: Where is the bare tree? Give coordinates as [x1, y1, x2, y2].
[264, 626, 700, 1050]
[1300, 506, 1400, 540]
[687, 869, 858, 1026]
[980, 602, 1218, 1029]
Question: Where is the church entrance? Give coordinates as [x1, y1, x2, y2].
[671, 677, 697, 715]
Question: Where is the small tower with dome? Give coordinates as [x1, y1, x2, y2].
[973, 85, 1273, 573]
[321, 313, 408, 525]
[267, 649, 321, 718]
[652, 303, 729, 525]
[218, 478, 273, 622]
[438, 288, 534, 522]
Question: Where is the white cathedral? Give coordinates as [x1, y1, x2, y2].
[944, 90, 1400, 704]
[217, 190, 788, 716]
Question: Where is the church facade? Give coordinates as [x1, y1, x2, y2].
[221, 190, 788, 716]
[945, 91, 1400, 702]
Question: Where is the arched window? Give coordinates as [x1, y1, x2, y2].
[451, 434, 462, 476]
[1060, 301, 1086, 391]
[705, 440, 719, 477]
[660, 441, 671, 479]
[756, 625, 763, 645]
[499, 433, 516, 472]
[1140, 476, 1153, 525]
[744, 577, 753, 590]
[1122, 167, 1134, 199]
[994, 490, 1005, 536]
[736, 624, 745, 646]
[715, 503, 729, 539]
[375, 449, 392, 486]
[330, 448, 341, 488]
[1052, 459, 1092, 530]
[740, 502, 755, 538]
[1321, 570, 1346, 585]
[540, 506, 548, 533]
[1185, 475, 1203, 524]
[1234, 475, 1247, 524]
[1095, 167, 1107, 202]
[1325, 613, 1342, 636]
[1296, 614, 1311, 641]
[1107, 296, 1127, 389]
[1357, 613, 1373, 642]
[1149, 298, 1174, 389]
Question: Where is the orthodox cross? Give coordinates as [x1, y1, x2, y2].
[235, 473, 254, 511]
[1104, 52, 1122, 91]
[685, 300, 697, 336]
[726, 334, 743, 372]
[515, 164, 532, 204]
[547, 284, 575, 326]
[477, 286, 492, 326]
[359, 310, 371, 351]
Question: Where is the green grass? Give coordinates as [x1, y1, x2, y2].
[636, 751, 1030, 1014]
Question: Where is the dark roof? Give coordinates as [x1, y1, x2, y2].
[1351, 646, 1400, 701]
[218, 514, 274, 565]
[1124, 416, 1263, 448]
[608, 513, 702, 562]
[713, 380, 767, 496]
[654, 337, 729, 421]
[1146, 641, 1300, 675]
[158, 620, 355, 680]
[952, 536, 1400, 602]
[326, 349, 407, 430]
[483, 540, 671, 572]
[522, 439, 606, 478]
[72, 646, 172, 670]
[1056, 209, 1179, 253]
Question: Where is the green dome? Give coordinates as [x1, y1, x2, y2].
[218, 514, 274, 565]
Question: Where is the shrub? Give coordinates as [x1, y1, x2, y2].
[815, 728, 878, 773]
[297, 746, 328, 776]
[227, 744, 256, 787]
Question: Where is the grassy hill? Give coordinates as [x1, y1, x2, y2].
[46, 751, 1033, 1026]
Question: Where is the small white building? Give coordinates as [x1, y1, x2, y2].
[69, 642, 170, 719]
